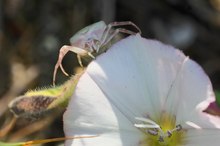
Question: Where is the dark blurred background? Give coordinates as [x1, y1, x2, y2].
[1, 0, 220, 145]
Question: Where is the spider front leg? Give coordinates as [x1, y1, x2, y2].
[53, 45, 87, 85]
[53, 45, 71, 85]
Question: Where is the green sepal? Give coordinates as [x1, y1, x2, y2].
[9, 73, 82, 118]
[47, 74, 81, 109]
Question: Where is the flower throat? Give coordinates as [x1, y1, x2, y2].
[135, 113, 185, 146]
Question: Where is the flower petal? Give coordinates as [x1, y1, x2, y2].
[159, 52, 220, 128]
[87, 34, 187, 121]
[184, 129, 220, 146]
[64, 72, 142, 145]
[65, 132, 141, 146]
[161, 56, 215, 121]
[64, 34, 220, 146]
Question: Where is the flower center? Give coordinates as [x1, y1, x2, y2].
[134, 114, 185, 146]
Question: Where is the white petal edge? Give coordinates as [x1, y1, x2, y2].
[160, 54, 218, 126]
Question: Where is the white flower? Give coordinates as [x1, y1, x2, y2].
[63, 34, 220, 146]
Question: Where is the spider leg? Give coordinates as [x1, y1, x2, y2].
[101, 28, 137, 47]
[108, 21, 141, 34]
[77, 54, 83, 67]
[76, 51, 95, 67]
[100, 21, 141, 49]
[53, 45, 72, 85]
[87, 52, 95, 59]
[54, 45, 89, 85]
[53, 45, 89, 85]
[85, 41, 96, 58]
[99, 25, 112, 52]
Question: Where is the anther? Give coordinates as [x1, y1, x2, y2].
[176, 124, 182, 131]
[158, 136, 164, 142]
[147, 129, 158, 136]
[167, 130, 172, 137]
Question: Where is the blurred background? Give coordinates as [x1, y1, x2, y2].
[1, 0, 220, 145]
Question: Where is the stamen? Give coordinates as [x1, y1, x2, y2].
[135, 117, 160, 129]
[134, 117, 183, 144]
[162, 124, 182, 140]
[169, 124, 182, 133]
[134, 124, 160, 129]
[134, 117, 164, 137]
[135, 117, 159, 126]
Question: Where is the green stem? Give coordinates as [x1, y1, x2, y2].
[0, 141, 24, 146]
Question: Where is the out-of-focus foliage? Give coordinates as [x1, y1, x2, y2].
[1, 0, 220, 145]
[215, 91, 220, 107]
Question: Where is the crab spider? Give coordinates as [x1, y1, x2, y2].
[53, 21, 141, 85]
